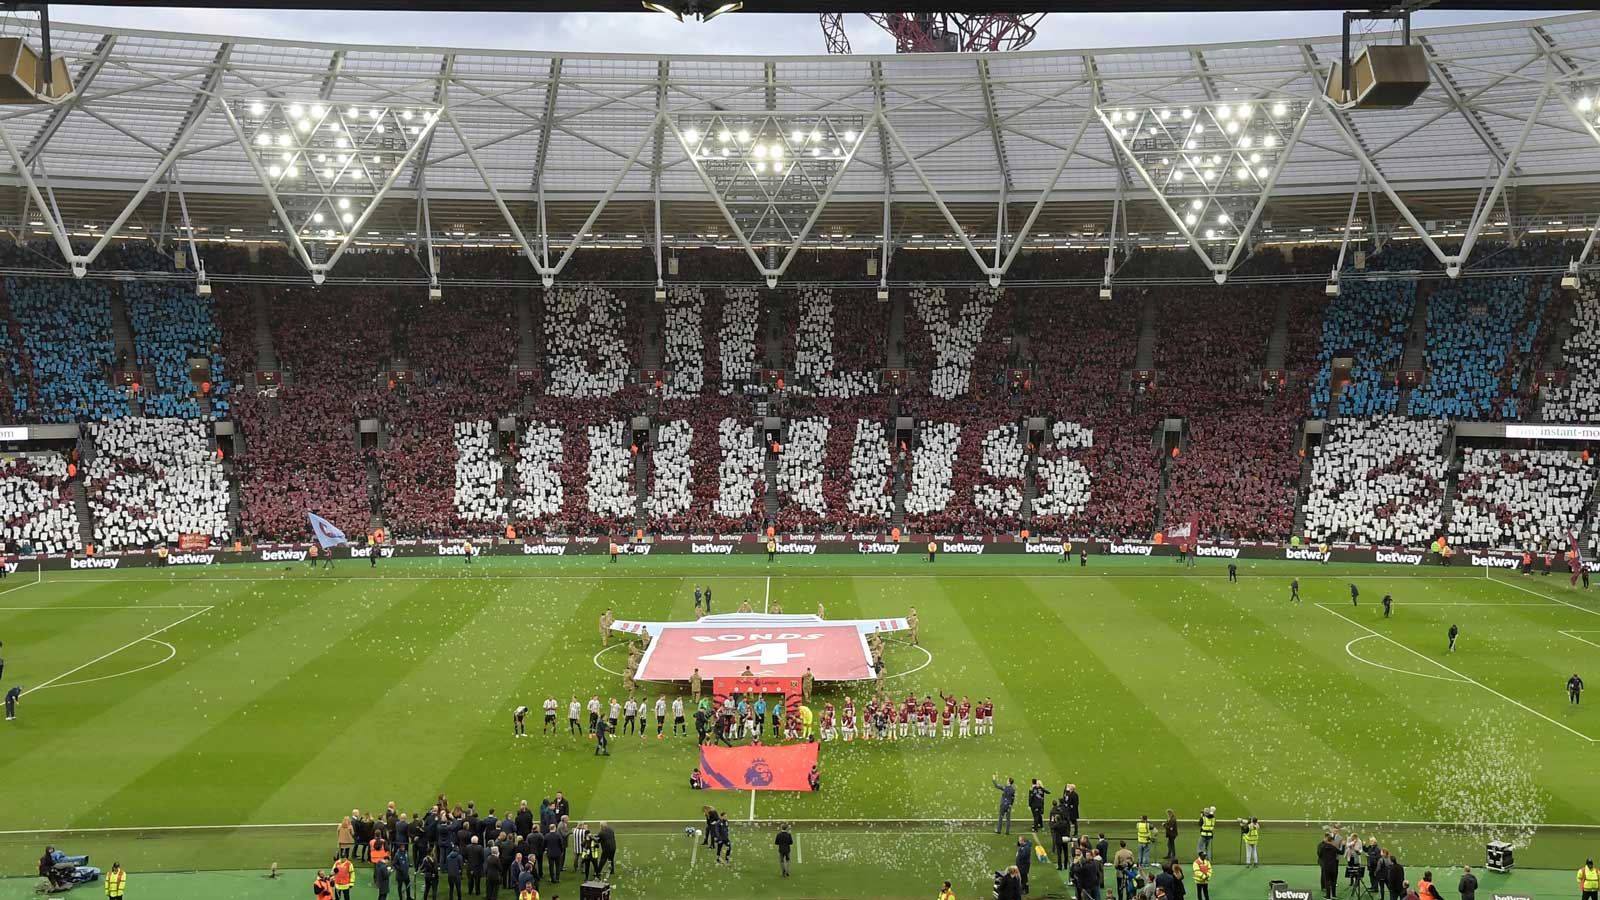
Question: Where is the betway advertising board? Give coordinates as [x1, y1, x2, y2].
[17, 536, 1586, 570]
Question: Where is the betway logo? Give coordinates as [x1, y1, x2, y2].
[349, 546, 396, 559]
[940, 542, 985, 555]
[618, 544, 652, 556]
[775, 543, 817, 555]
[438, 544, 481, 557]
[1470, 554, 1519, 569]
[1375, 550, 1422, 566]
[691, 543, 733, 555]
[166, 553, 215, 566]
[260, 549, 308, 562]
[2, 561, 17, 575]
[858, 542, 899, 555]
[521, 543, 567, 556]
[1195, 546, 1240, 559]
[70, 557, 120, 570]
[1284, 548, 1330, 562]
[1024, 543, 1064, 555]
[1107, 543, 1152, 556]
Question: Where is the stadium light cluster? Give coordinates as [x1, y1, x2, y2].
[1097, 99, 1308, 273]
[232, 99, 438, 241]
[675, 113, 867, 247]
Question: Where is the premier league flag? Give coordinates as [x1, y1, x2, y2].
[308, 512, 350, 549]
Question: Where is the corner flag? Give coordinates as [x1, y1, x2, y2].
[308, 512, 349, 549]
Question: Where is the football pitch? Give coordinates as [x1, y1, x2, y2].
[3, 554, 1600, 899]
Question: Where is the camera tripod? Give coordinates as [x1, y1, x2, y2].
[1345, 868, 1374, 900]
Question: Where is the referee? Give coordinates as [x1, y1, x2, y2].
[1571, 674, 1585, 705]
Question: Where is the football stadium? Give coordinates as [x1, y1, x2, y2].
[4, 2, 1600, 898]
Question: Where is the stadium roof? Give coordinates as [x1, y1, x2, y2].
[2, 10, 1600, 282]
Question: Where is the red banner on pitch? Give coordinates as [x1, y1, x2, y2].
[698, 742, 817, 791]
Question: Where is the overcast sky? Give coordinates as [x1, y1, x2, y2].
[47, 6, 1565, 56]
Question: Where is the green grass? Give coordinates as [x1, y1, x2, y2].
[3, 554, 1600, 899]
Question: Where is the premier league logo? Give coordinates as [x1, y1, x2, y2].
[744, 758, 775, 787]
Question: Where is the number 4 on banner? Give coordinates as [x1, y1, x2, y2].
[698, 642, 806, 666]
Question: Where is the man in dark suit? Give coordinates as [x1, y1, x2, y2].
[464, 837, 485, 896]
[1065, 784, 1081, 837]
[515, 803, 533, 838]
[543, 826, 563, 883]
[598, 822, 617, 879]
[526, 828, 544, 880]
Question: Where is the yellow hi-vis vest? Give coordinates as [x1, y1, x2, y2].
[106, 869, 127, 898]
[1137, 821, 1152, 844]
[1581, 866, 1599, 890]
[1244, 823, 1260, 845]
[1194, 860, 1212, 884]
[1200, 814, 1216, 838]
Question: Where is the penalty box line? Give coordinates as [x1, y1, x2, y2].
[1316, 603, 1596, 743]
[21, 605, 215, 697]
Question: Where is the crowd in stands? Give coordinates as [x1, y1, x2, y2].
[267, 286, 397, 389]
[713, 417, 765, 526]
[845, 417, 896, 529]
[662, 287, 708, 400]
[1153, 286, 1309, 541]
[973, 422, 1026, 524]
[1449, 447, 1595, 550]
[233, 390, 371, 541]
[904, 287, 1004, 400]
[84, 418, 231, 549]
[1303, 416, 1447, 545]
[1409, 274, 1550, 420]
[5, 277, 130, 422]
[717, 288, 761, 394]
[645, 418, 693, 522]
[586, 420, 637, 523]
[121, 280, 231, 419]
[511, 419, 567, 527]
[1, 239, 1596, 548]
[789, 287, 884, 398]
[400, 286, 518, 414]
[774, 416, 829, 523]
[1032, 420, 1093, 527]
[1311, 277, 1412, 417]
[545, 286, 635, 398]
[1018, 289, 1152, 538]
[452, 420, 507, 527]
[1542, 283, 1600, 422]
[0, 453, 81, 555]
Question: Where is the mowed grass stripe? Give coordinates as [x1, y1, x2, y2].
[0, 577, 334, 827]
[1111, 575, 1420, 819]
[1329, 585, 1600, 824]
[934, 570, 1132, 816]
[67, 578, 447, 828]
[425, 577, 623, 820]
[0, 578, 218, 673]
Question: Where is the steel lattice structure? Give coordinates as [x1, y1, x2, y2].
[821, 13, 1045, 54]
[3, 11, 1600, 287]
